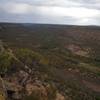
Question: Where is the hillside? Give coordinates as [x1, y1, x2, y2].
[0, 23, 100, 100]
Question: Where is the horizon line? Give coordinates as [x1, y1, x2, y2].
[0, 21, 100, 27]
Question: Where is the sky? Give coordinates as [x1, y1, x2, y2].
[0, 0, 100, 25]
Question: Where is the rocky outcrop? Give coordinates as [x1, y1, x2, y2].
[56, 93, 65, 100]
[0, 77, 7, 100]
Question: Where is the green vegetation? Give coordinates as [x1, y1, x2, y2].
[46, 84, 57, 100]
[23, 92, 41, 100]
[15, 48, 49, 66]
[0, 23, 100, 100]
[0, 51, 13, 75]
[95, 97, 100, 100]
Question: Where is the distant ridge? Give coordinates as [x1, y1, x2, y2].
[0, 22, 100, 27]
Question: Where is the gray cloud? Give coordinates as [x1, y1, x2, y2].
[0, 0, 100, 25]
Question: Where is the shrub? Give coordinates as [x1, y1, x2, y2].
[0, 51, 13, 75]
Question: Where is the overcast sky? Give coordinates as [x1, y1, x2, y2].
[0, 0, 100, 25]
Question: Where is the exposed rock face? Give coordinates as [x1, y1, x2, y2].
[26, 83, 48, 100]
[56, 93, 65, 100]
[1, 68, 66, 100]
[25, 83, 46, 96]
[25, 82, 65, 100]
[0, 77, 6, 100]
[0, 94, 5, 100]
[66, 44, 90, 57]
